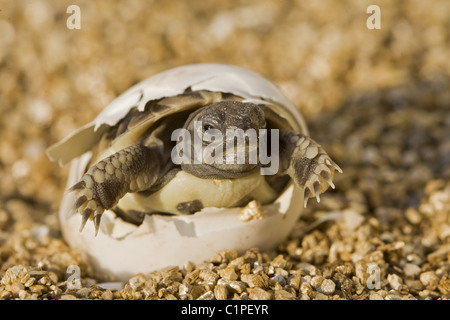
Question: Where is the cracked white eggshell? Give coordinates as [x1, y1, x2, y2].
[53, 64, 306, 281]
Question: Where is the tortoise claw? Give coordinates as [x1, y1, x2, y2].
[303, 187, 311, 208]
[302, 180, 323, 208]
[70, 172, 107, 236]
[313, 181, 321, 203]
[320, 170, 335, 189]
[326, 159, 343, 174]
[79, 209, 91, 232]
[94, 214, 102, 236]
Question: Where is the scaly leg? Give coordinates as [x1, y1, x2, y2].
[70, 144, 162, 235]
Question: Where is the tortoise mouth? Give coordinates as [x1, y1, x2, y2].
[204, 143, 260, 170]
[181, 162, 260, 179]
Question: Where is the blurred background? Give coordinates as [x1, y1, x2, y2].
[0, 0, 449, 299]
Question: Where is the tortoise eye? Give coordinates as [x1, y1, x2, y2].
[203, 124, 214, 132]
[201, 118, 219, 132]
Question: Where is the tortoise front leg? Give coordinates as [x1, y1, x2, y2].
[279, 130, 342, 207]
[70, 144, 162, 235]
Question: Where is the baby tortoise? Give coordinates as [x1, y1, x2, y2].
[48, 64, 341, 235]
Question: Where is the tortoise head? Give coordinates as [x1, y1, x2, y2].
[181, 101, 267, 179]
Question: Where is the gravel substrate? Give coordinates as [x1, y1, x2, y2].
[0, 0, 449, 300]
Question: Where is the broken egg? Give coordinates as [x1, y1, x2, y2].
[49, 64, 308, 281]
